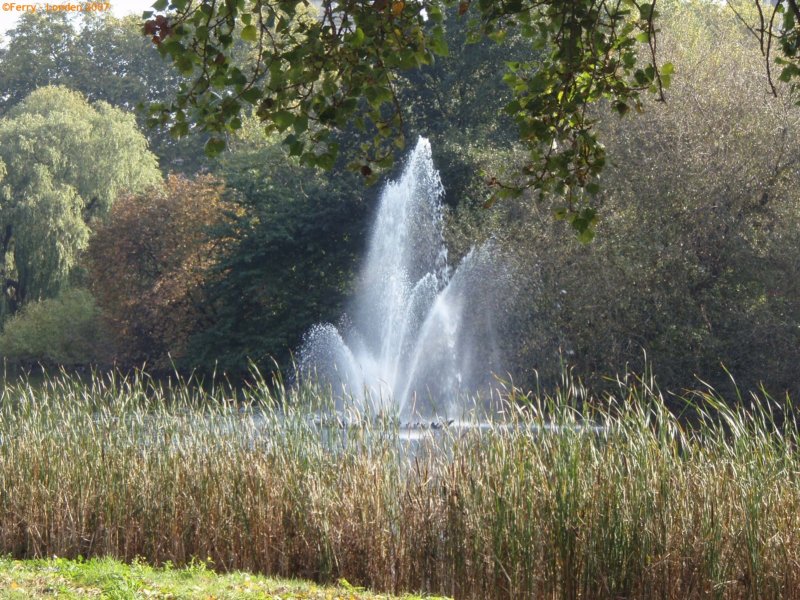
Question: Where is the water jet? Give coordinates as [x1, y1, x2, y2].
[299, 138, 503, 419]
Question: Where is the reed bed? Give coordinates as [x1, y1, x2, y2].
[0, 368, 797, 599]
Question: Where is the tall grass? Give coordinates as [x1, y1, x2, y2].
[0, 368, 797, 599]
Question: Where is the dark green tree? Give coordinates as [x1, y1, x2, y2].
[0, 13, 77, 111]
[392, 7, 531, 210]
[186, 120, 368, 373]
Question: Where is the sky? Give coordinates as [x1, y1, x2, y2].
[0, 0, 153, 34]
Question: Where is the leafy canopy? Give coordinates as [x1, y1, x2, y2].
[186, 121, 367, 373]
[145, 0, 671, 237]
[0, 86, 161, 318]
[0, 13, 209, 174]
[88, 174, 233, 367]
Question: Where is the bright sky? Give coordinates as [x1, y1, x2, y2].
[0, 0, 153, 34]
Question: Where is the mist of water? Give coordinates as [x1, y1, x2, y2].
[299, 138, 503, 419]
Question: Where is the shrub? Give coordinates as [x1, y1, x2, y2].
[0, 288, 112, 367]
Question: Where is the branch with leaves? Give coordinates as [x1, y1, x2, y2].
[145, 0, 670, 238]
[727, 1, 800, 101]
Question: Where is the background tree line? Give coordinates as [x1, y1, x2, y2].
[0, 2, 799, 401]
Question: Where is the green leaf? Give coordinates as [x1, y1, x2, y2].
[226, 68, 247, 86]
[204, 137, 226, 156]
[170, 121, 189, 138]
[315, 152, 336, 170]
[429, 27, 449, 56]
[152, 0, 167, 10]
[176, 55, 194, 75]
[240, 88, 262, 104]
[570, 207, 598, 243]
[364, 86, 393, 109]
[488, 29, 507, 43]
[272, 110, 294, 131]
[577, 227, 595, 243]
[293, 114, 308, 134]
[241, 25, 257, 42]
[660, 61, 674, 87]
[622, 51, 636, 68]
[351, 27, 365, 47]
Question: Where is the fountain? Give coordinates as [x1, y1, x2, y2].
[299, 138, 503, 420]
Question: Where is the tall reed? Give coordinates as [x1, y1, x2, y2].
[0, 368, 797, 599]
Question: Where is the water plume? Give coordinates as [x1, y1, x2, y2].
[300, 138, 503, 419]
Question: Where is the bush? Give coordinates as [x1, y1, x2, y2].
[0, 288, 113, 367]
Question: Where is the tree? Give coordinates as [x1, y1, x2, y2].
[475, 1, 800, 397]
[0, 13, 77, 112]
[87, 175, 233, 367]
[391, 6, 532, 209]
[185, 121, 368, 374]
[145, 0, 800, 235]
[0, 13, 207, 174]
[145, 0, 670, 236]
[729, 0, 800, 97]
[0, 288, 114, 368]
[0, 86, 161, 320]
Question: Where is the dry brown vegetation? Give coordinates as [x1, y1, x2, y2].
[0, 370, 797, 599]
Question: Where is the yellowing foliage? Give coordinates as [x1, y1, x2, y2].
[88, 174, 233, 367]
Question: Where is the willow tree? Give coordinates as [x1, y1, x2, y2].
[0, 86, 161, 319]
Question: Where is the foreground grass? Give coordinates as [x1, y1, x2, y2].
[0, 369, 798, 598]
[0, 556, 446, 599]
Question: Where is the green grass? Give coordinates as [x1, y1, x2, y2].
[0, 368, 797, 598]
[0, 556, 447, 598]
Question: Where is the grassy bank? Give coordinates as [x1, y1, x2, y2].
[0, 556, 446, 598]
[0, 370, 797, 598]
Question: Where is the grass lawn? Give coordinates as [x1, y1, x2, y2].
[0, 557, 450, 599]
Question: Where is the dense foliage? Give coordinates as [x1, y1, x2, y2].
[0, 86, 160, 321]
[0, 13, 206, 173]
[88, 175, 232, 368]
[3, 7, 800, 595]
[145, 0, 671, 237]
[186, 123, 368, 373]
[0, 2, 797, 400]
[0, 289, 112, 368]
[470, 1, 800, 396]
